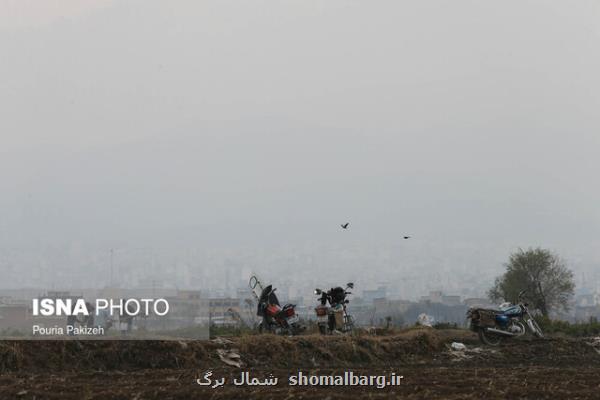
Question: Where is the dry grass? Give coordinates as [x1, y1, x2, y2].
[0, 327, 470, 373]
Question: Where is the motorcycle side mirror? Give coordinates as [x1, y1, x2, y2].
[249, 276, 258, 289]
[314, 289, 322, 295]
[347, 282, 354, 289]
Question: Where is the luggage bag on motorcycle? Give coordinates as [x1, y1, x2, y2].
[471, 308, 497, 328]
[315, 305, 328, 317]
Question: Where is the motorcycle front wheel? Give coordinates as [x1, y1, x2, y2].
[478, 328, 504, 346]
[258, 320, 273, 334]
[318, 324, 327, 335]
[528, 319, 544, 338]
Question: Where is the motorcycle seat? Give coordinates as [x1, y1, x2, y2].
[472, 307, 501, 313]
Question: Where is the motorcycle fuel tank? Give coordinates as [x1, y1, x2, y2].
[495, 314, 510, 327]
[502, 305, 522, 317]
[266, 304, 281, 316]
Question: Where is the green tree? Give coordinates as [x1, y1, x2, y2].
[488, 248, 575, 316]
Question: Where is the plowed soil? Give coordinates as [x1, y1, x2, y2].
[1, 328, 599, 399]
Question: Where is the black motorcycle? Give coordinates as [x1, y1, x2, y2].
[467, 290, 544, 345]
[314, 283, 354, 334]
[251, 278, 304, 335]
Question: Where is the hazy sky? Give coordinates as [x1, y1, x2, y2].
[1, 1, 599, 285]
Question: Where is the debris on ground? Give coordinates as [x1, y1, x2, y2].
[216, 348, 243, 368]
[417, 313, 434, 327]
[451, 342, 467, 351]
[212, 337, 234, 346]
[586, 337, 600, 355]
[446, 343, 491, 361]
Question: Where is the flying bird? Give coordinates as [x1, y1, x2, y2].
[341, 223, 349, 229]
[403, 236, 411, 239]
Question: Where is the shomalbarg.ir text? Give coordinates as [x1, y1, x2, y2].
[288, 371, 404, 389]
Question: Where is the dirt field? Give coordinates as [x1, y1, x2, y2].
[1, 328, 599, 399]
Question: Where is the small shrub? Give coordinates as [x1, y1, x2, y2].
[537, 316, 600, 337]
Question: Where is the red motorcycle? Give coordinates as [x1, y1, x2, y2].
[250, 276, 304, 335]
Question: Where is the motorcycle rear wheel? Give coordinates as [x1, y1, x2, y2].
[289, 323, 305, 336]
[478, 328, 504, 346]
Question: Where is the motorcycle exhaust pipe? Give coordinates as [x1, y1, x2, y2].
[485, 327, 517, 336]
